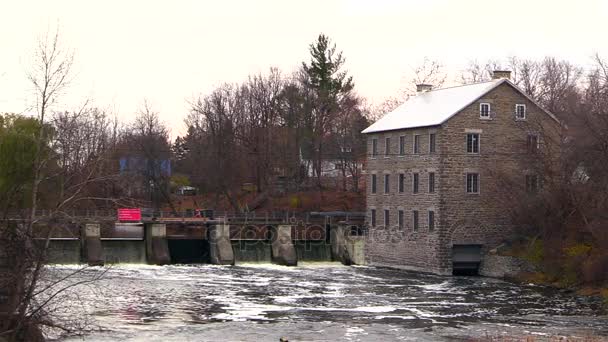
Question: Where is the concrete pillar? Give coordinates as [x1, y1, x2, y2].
[83, 223, 104, 266]
[346, 237, 366, 265]
[209, 224, 234, 265]
[330, 223, 347, 264]
[145, 224, 170, 265]
[271, 225, 297, 266]
[330, 223, 366, 265]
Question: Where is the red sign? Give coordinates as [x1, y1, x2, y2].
[118, 208, 141, 222]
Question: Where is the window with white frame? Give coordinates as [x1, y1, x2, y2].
[466, 173, 480, 194]
[466, 133, 480, 154]
[516, 104, 526, 120]
[384, 174, 390, 194]
[413, 134, 420, 154]
[399, 136, 405, 155]
[480, 103, 491, 118]
[384, 209, 390, 227]
[413, 210, 419, 231]
[398, 210, 404, 229]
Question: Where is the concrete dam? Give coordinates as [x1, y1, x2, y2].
[37, 214, 366, 267]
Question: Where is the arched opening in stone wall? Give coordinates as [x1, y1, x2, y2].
[452, 244, 482, 275]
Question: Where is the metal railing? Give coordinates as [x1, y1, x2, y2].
[2, 209, 366, 225]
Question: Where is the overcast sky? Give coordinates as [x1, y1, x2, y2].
[1, 0, 607, 136]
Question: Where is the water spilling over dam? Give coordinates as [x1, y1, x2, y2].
[49, 264, 607, 342]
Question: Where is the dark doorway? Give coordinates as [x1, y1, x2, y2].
[168, 240, 210, 264]
[452, 244, 482, 275]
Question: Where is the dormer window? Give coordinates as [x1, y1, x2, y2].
[516, 104, 526, 120]
[480, 103, 491, 119]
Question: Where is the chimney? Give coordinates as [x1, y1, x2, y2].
[492, 70, 511, 80]
[416, 84, 433, 93]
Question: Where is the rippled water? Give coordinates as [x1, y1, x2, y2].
[46, 263, 607, 341]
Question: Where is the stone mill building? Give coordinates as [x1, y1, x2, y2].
[362, 71, 561, 275]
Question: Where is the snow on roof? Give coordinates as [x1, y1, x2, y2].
[362, 79, 506, 134]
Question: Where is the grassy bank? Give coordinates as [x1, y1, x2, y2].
[499, 238, 608, 304]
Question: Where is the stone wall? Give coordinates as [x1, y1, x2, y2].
[479, 254, 537, 278]
[364, 82, 561, 274]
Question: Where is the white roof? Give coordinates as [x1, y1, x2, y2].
[362, 79, 507, 134]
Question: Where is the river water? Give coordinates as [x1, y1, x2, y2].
[46, 263, 607, 341]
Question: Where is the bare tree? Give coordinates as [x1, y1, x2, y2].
[460, 59, 503, 84]
[4, 28, 75, 341]
[1, 29, 119, 341]
[187, 85, 243, 211]
[26, 27, 73, 228]
[121, 100, 174, 213]
[409, 57, 446, 90]
[507, 57, 542, 99]
[371, 58, 447, 123]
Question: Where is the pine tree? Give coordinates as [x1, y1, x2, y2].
[301, 34, 354, 187]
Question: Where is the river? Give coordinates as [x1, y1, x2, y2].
[45, 263, 607, 341]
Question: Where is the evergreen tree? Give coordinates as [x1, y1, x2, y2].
[301, 34, 354, 187]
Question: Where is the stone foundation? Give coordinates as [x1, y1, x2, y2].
[479, 254, 537, 278]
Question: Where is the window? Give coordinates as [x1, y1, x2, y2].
[466, 173, 480, 194]
[413, 173, 419, 194]
[428, 210, 435, 231]
[371, 209, 376, 227]
[526, 174, 539, 193]
[428, 172, 435, 193]
[516, 104, 526, 120]
[398, 173, 405, 193]
[399, 136, 405, 155]
[413, 210, 419, 231]
[429, 133, 436, 153]
[384, 209, 390, 227]
[372, 138, 378, 157]
[398, 210, 404, 229]
[413, 135, 420, 154]
[384, 174, 390, 194]
[385, 137, 391, 156]
[466, 133, 480, 154]
[371, 174, 377, 194]
[480, 103, 491, 118]
[527, 134, 540, 153]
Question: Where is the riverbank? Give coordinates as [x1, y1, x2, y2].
[513, 271, 608, 304]
[486, 241, 608, 306]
